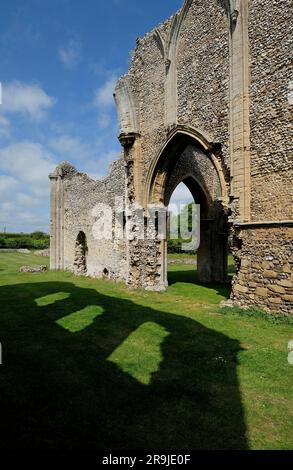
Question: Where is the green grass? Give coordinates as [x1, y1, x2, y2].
[0, 253, 292, 450]
[168, 253, 236, 271]
[168, 253, 197, 261]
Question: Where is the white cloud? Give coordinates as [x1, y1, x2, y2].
[0, 141, 57, 232]
[87, 150, 120, 179]
[48, 134, 119, 178]
[0, 141, 56, 186]
[93, 76, 117, 130]
[0, 175, 18, 194]
[15, 192, 41, 208]
[48, 135, 89, 161]
[97, 112, 112, 129]
[58, 40, 82, 69]
[93, 76, 117, 108]
[0, 115, 11, 138]
[0, 200, 50, 232]
[171, 183, 193, 203]
[168, 183, 194, 215]
[1, 81, 55, 121]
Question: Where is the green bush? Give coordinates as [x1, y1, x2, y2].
[0, 232, 50, 249]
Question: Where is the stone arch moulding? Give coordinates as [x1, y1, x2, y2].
[145, 125, 229, 208]
[153, 0, 193, 60]
[223, 0, 238, 16]
[114, 76, 140, 146]
[153, 0, 193, 128]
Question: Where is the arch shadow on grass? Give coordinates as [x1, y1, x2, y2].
[0, 280, 247, 450]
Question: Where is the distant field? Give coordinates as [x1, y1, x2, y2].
[0, 252, 292, 450]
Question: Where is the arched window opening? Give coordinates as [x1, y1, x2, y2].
[74, 231, 87, 275]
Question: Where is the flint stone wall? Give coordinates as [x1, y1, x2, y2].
[249, 0, 293, 220]
[177, 0, 230, 165]
[52, 160, 127, 281]
[232, 225, 293, 314]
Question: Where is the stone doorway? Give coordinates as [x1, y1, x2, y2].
[145, 129, 230, 290]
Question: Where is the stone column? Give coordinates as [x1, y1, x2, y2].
[49, 168, 64, 270]
[197, 220, 213, 283]
[198, 208, 229, 284]
[229, 0, 251, 222]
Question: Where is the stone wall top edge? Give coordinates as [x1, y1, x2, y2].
[51, 156, 124, 186]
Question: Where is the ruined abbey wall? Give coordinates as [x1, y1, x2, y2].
[121, 0, 231, 204]
[50, 160, 127, 281]
[50, 0, 293, 314]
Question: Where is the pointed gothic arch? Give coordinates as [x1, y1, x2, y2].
[145, 126, 229, 208]
[145, 126, 229, 286]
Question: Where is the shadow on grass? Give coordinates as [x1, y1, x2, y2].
[168, 267, 233, 300]
[0, 281, 247, 450]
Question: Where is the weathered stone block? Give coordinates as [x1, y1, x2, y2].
[256, 287, 268, 297]
[278, 279, 292, 288]
[263, 270, 278, 279]
[268, 285, 286, 294]
[268, 297, 282, 304]
[234, 284, 248, 294]
[252, 262, 262, 270]
[282, 264, 291, 274]
[241, 258, 250, 268]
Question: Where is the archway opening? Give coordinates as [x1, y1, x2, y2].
[74, 231, 87, 276]
[167, 182, 196, 284]
[167, 180, 235, 288]
[146, 129, 231, 290]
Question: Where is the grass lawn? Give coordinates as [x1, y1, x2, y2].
[0, 252, 292, 450]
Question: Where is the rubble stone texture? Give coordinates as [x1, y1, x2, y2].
[20, 266, 48, 273]
[50, 0, 293, 314]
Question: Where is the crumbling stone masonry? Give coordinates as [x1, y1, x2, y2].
[50, 0, 293, 315]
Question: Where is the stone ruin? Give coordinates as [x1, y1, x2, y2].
[49, 0, 293, 315]
[20, 266, 47, 273]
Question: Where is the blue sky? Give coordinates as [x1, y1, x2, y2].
[0, 0, 192, 233]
